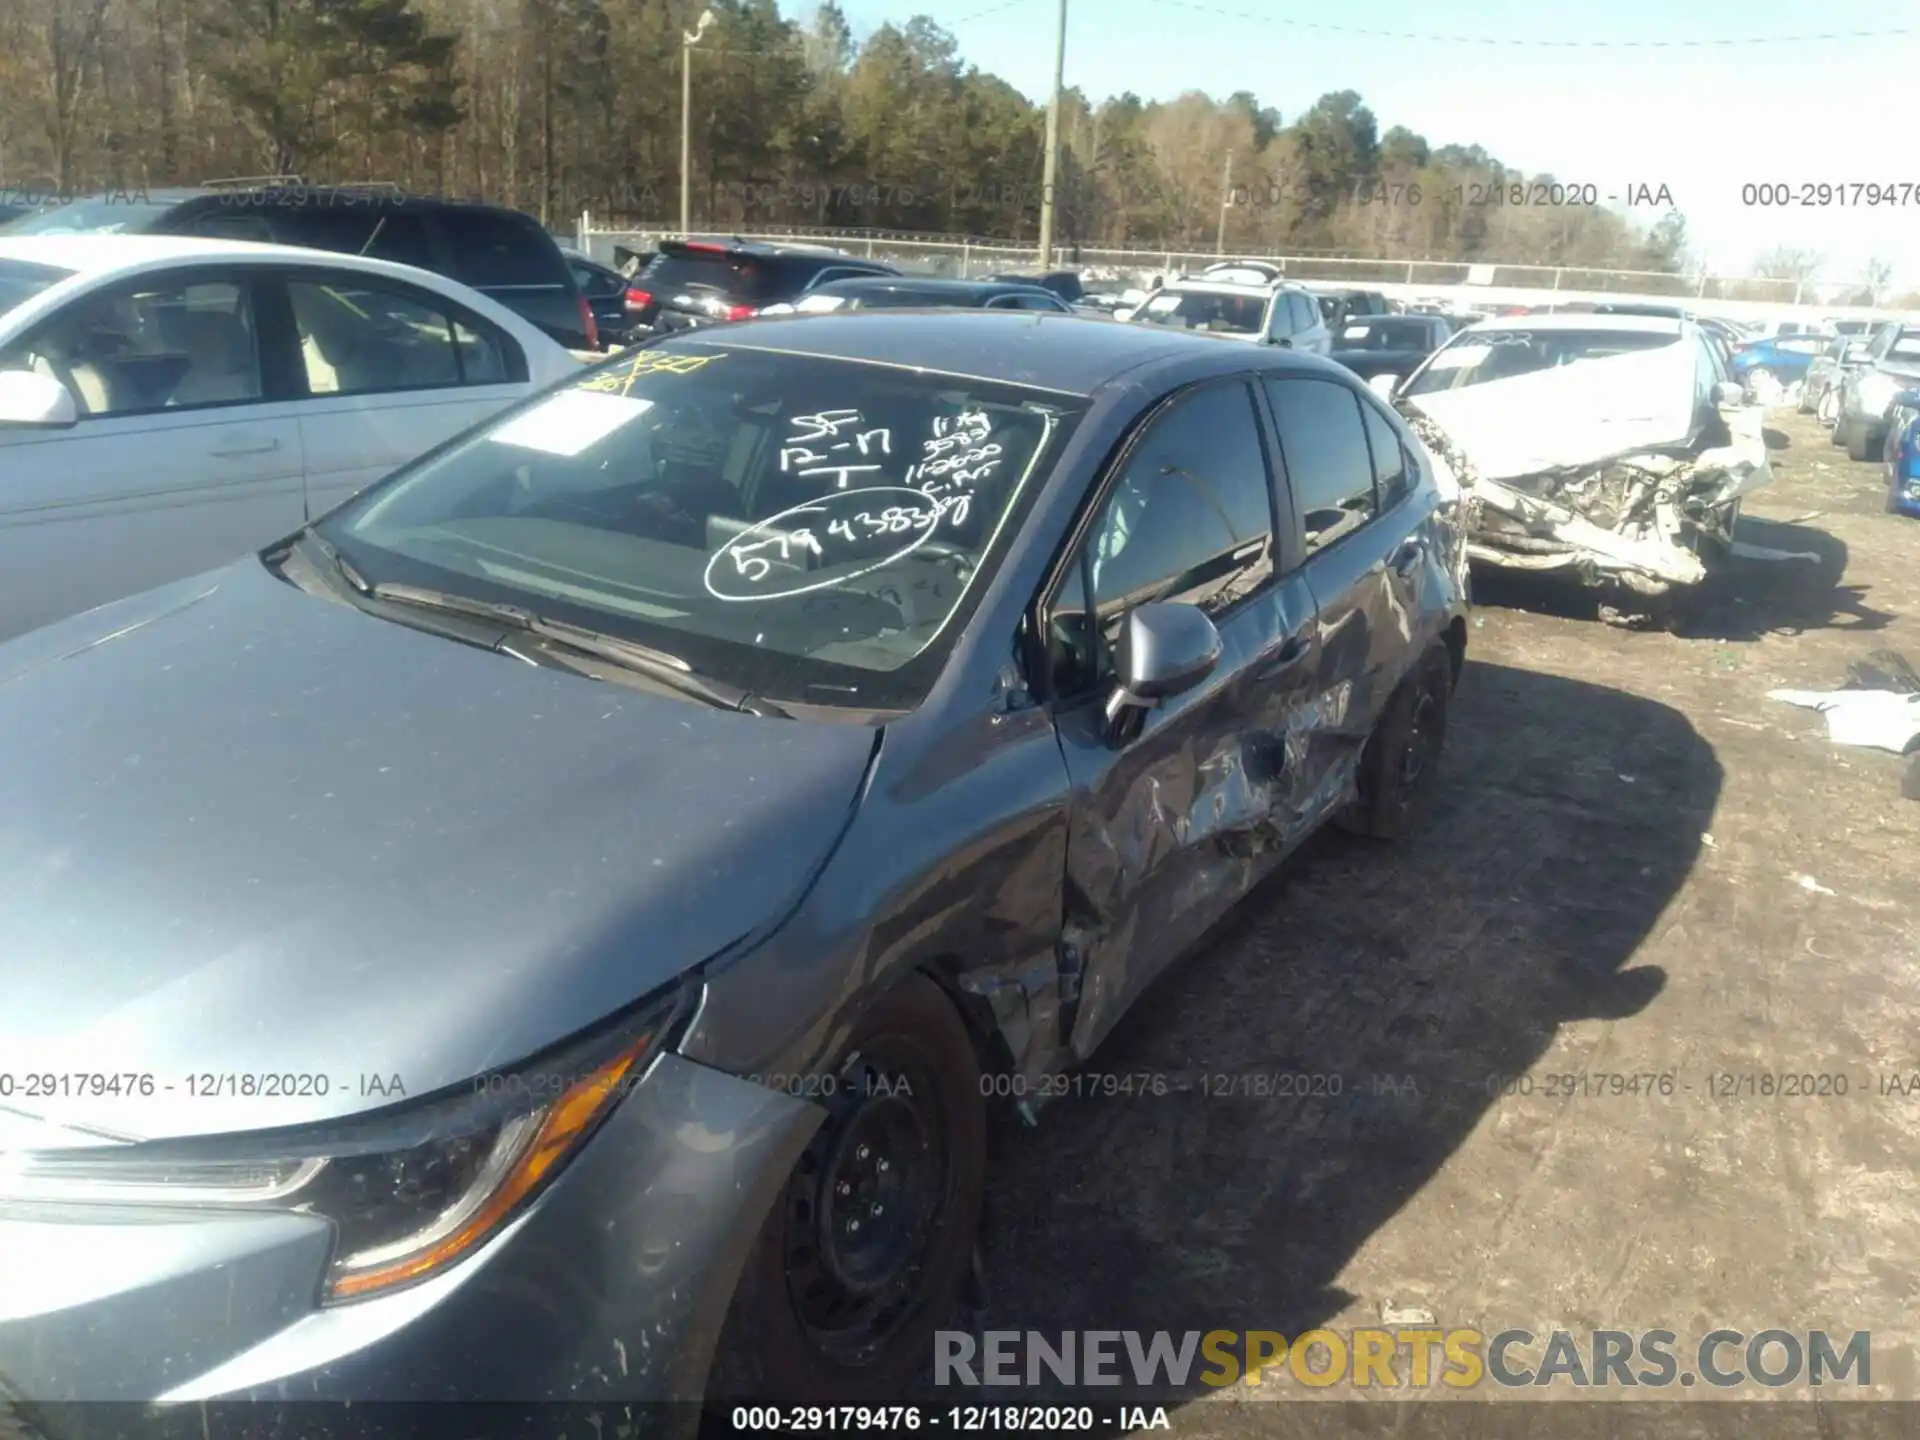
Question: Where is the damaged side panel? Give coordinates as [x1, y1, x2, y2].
[1052, 572, 1346, 1060]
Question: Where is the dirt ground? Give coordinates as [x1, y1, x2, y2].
[969, 404, 1920, 1433]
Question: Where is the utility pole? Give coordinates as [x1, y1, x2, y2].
[1036, 0, 1067, 269]
[680, 9, 716, 236]
[1216, 150, 1234, 257]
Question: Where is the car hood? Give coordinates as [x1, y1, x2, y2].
[0, 562, 878, 1141]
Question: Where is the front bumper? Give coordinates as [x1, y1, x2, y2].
[0, 1056, 822, 1431]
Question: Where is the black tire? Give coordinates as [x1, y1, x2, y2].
[1847, 422, 1878, 463]
[706, 975, 986, 1407]
[1336, 643, 1452, 840]
[1831, 414, 1850, 448]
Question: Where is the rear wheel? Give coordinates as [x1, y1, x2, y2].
[707, 975, 986, 1407]
[1336, 643, 1453, 841]
[1847, 421, 1878, 463]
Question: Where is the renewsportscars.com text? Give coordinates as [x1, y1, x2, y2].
[935, 1328, 1872, 1390]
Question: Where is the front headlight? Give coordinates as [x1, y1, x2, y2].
[0, 981, 695, 1303]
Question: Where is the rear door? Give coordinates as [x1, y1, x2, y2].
[260, 265, 535, 516]
[0, 266, 305, 641]
[1042, 376, 1321, 1059]
[1260, 374, 1414, 772]
[1289, 291, 1332, 355]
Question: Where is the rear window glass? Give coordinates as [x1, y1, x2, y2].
[0, 258, 71, 319]
[642, 251, 807, 303]
[443, 211, 568, 289]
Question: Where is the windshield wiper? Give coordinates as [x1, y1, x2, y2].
[365, 582, 781, 716]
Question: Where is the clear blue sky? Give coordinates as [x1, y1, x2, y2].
[780, 0, 1919, 287]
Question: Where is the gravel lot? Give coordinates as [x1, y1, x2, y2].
[971, 403, 1920, 1432]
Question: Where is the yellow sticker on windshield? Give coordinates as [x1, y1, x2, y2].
[578, 349, 726, 396]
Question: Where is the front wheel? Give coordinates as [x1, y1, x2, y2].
[1336, 643, 1453, 841]
[1847, 421, 1878, 463]
[707, 975, 986, 1406]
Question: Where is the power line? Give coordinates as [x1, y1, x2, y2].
[953, 0, 1036, 22]
[1142, 0, 1915, 47]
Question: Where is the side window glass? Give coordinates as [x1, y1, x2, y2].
[447, 212, 561, 288]
[288, 278, 463, 396]
[454, 318, 512, 384]
[0, 275, 262, 417]
[1358, 397, 1413, 511]
[1264, 377, 1377, 554]
[360, 212, 437, 272]
[189, 213, 275, 243]
[1267, 294, 1292, 338]
[1058, 382, 1273, 692]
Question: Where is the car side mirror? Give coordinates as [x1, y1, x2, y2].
[1368, 372, 1400, 399]
[0, 369, 78, 429]
[1104, 602, 1223, 739]
[1711, 380, 1746, 408]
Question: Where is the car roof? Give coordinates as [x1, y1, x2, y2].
[810, 276, 1055, 299]
[1466, 312, 1687, 336]
[676, 308, 1237, 396]
[1160, 278, 1286, 297]
[0, 234, 547, 305]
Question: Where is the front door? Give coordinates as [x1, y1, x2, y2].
[1043, 377, 1323, 1060]
[0, 269, 305, 642]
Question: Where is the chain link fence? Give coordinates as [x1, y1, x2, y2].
[574, 219, 1833, 309]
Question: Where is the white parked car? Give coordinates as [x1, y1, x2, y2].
[0, 236, 577, 642]
[1117, 278, 1333, 355]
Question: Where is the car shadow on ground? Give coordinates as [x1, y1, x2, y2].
[918, 661, 1719, 1428]
[1470, 518, 1893, 641]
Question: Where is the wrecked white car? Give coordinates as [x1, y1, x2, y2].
[1390, 314, 1772, 602]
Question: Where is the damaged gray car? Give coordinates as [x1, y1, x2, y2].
[1391, 313, 1771, 608]
[0, 311, 1467, 1432]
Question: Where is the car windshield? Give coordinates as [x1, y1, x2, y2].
[1132, 289, 1266, 335]
[0, 198, 176, 235]
[1402, 327, 1681, 394]
[1337, 318, 1438, 351]
[0, 259, 72, 319]
[315, 341, 1083, 710]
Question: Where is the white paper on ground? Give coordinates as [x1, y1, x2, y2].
[489, 391, 655, 457]
[1767, 688, 1920, 754]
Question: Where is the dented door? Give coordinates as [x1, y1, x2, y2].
[1043, 379, 1327, 1061]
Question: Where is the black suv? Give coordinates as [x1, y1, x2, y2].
[5, 186, 595, 350]
[628, 238, 896, 333]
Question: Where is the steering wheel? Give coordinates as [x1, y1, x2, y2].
[909, 539, 974, 575]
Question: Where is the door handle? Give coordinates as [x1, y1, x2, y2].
[211, 436, 282, 458]
[1254, 634, 1310, 681]
[1391, 538, 1423, 576]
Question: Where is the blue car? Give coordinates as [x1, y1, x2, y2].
[1728, 333, 1829, 399]
[1885, 388, 1920, 517]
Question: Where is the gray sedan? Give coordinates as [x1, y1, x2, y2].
[0, 310, 1468, 1432]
